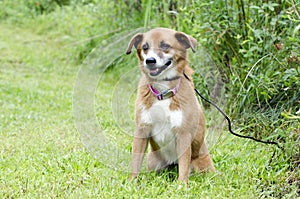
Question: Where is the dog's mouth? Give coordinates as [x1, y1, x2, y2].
[148, 60, 172, 76]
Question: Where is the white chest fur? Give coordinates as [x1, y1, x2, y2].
[140, 99, 183, 163]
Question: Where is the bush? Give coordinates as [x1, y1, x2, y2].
[184, 0, 299, 113]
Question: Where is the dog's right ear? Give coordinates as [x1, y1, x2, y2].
[126, 33, 143, 55]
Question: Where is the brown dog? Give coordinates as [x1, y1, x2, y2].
[126, 28, 215, 182]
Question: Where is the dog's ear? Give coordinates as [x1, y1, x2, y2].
[126, 33, 143, 55]
[175, 32, 197, 53]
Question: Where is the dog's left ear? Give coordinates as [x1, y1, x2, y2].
[126, 33, 143, 55]
[175, 32, 197, 53]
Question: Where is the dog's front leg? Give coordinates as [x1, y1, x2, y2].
[129, 127, 150, 180]
[176, 133, 192, 183]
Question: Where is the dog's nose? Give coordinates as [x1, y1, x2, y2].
[145, 57, 156, 66]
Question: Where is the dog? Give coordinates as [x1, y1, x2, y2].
[126, 28, 215, 183]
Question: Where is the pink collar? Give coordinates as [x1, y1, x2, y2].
[148, 79, 181, 100]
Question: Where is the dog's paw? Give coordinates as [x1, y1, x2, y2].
[128, 174, 138, 182]
[178, 176, 188, 184]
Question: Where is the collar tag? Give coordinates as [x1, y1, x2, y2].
[149, 79, 181, 100]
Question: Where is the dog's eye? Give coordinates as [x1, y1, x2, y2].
[160, 42, 170, 51]
[142, 43, 149, 51]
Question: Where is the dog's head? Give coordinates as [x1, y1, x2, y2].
[126, 28, 197, 80]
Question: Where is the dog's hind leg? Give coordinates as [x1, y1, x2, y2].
[191, 142, 215, 173]
[147, 150, 169, 172]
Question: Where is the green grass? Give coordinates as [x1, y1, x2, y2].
[0, 3, 299, 199]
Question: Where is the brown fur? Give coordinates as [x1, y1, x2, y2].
[126, 28, 215, 183]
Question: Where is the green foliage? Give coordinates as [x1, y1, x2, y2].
[0, 0, 69, 18]
[179, 4, 299, 194]
[184, 0, 299, 112]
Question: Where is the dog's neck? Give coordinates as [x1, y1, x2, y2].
[147, 76, 181, 92]
[146, 75, 182, 100]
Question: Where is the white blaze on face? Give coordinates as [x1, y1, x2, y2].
[141, 49, 177, 80]
[142, 49, 172, 67]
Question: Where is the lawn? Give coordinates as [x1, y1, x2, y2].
[0, 1, 299, 198]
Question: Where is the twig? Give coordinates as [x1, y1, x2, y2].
[239, 53, 272, 92]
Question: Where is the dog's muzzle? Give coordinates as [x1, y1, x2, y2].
[145, 57, 172, 76]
